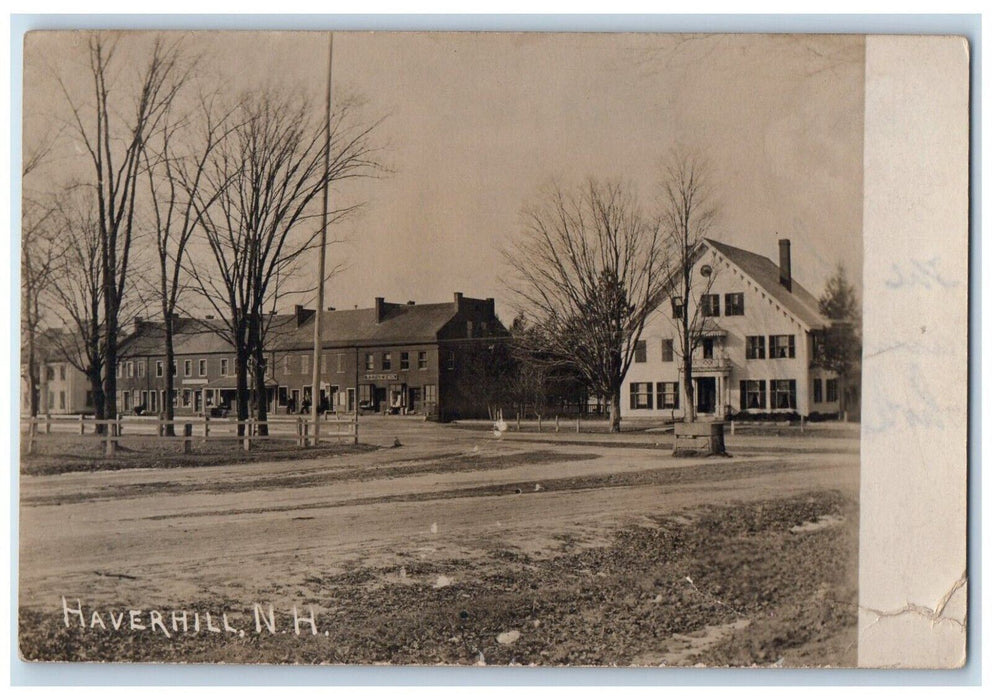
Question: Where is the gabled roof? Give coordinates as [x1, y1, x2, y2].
[269, 302, 460, 350]
[704, 238, 828, 330]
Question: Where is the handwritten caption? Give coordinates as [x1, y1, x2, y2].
[60, 597, 329, 638]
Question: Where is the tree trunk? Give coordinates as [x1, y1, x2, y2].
[253, 349, 269, 437]
[88, 367, 105, 436]
[609, 391, 621, 433]
[163, 327, 176, 437]
[683, 362, 696, 423]
[27, 335, 38, 417]
[236, 352, 250, 437]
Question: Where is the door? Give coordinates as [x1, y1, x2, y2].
[695, 377, 716, 415]
[347, 387, 356, 412]
[408, 386, 421, 413]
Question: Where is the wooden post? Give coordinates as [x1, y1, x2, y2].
[730, 420, 735, 436]
[555, 415, 560, 433]
[243, 419, 252, 452]
[204, 414, 210, 440]
[353, 413, 359, 445]
[105, 420, 116, 457]
[26, 418, 35, 455]
[117, 413, 123, 436]
[537, 416, 542, 433]
[45, 413, 51, 434]
[576, 417, 580, 433]
[183, 423, 193, 454]
[79, 414, 85, 435]
[296, 416, 303, 447]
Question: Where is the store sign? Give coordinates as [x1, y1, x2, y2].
[364, 373, 398, 381]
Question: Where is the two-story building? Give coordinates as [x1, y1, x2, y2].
[622, 238, 842, 421]
[116, 292, 509, 421]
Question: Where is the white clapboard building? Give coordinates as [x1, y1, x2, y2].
[622, 238, 841, 421]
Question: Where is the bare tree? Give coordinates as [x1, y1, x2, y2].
[56, 33, 191, 422]
[44, 195, 107, 425]
[187, 91, 383, 433]
[141, 92, 240, 434]
[503, 179, 667, 432]
[20, 195, 60, 416]
[657, 150, 718, 423]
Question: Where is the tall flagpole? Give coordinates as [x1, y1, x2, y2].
[310, 33, 333, 446]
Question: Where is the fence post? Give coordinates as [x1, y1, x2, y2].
[555, 415, 560, 433]
[79, 414, 85, 436]
[730, 420, 735, 436]
[26, 418, 35, 455]
[204, 414, 210, 440]
[537, 416, 542, 433]
[243, 419, 252, 452]
[45, 413, 51, 434]
[105, 420, 117, 457]
[117, 413, 123, 436]
[183, 423, 193, 454]
[576, 416, 580, 433]
[353, 413, 359, 445]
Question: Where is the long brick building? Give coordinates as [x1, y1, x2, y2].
[114, 293, 509, 421]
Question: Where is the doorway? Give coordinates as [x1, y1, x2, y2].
[695, 377, 716, 415]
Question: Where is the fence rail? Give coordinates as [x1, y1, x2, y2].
[20, 413, 359, 456]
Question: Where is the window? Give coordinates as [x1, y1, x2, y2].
[198, 359, 207, 376]
[662, 339, 674, 362]
[769, 335, 796, 359]
[400, 352, 410, 370]
[220, 358, 228, 376]
[382, 352, 392, 370]
[60, 365, 67, 381]
[740, 380, 767, 410]
[337, 353, 345, 373]
[321, 354, 327, 373]
[656, 382, 679, 409]
[771, 379, 797, 409]
[46, 366, 55, 381]
[182, 390, 191, 407]
[424, 384, 437, 403]
[85, 390, 94, 408]
[138, 361, 145, 378]
[365, 353, 375, 371]
[671, 296, 684, 318]
[149, 390, 158, 412]
[629, 382, 653, 409]
[724, 293, 744, 316]
[301, 355, 309, 375]
[127, 361, 134, 378]
[418, 351, 428, 370]
[156, 361, 164, 378]
[701, 338, 714, 360]
[59, 391, 66, 409]
[813, 378, 823, 403]
[446, 352, 456, 370]
[184, 359, 192, 376]
[826, 378, 838, 402]
[172, 361, 178, 377]
[634, 340, 647, 363]
[116, 364, 122, 379]
[700, 294, 720, 317]
[466, 321, 474, 337]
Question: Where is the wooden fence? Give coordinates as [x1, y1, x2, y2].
[21, 413, 359, 456]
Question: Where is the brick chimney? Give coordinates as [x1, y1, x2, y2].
[778, 239, 792, 292]
[485, 297, 495, 319]
[453, 292, 463, 312]
[375, 297, 385, 323]
[295, 304, 314, 328]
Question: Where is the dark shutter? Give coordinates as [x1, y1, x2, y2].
[630, 384, 637, 410]
[673, 382, 679, 409]
[740, 380, 747, 411]
[789, 379, 797, 409]
[760, 380, 767, 409]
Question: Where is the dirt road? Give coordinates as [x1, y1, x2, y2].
[18, 417, 860, 665]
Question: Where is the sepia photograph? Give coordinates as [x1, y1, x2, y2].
[16, 29, 921, 668]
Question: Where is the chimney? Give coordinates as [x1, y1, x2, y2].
[375, 297, 385, 323]
[778, 239, 792, 292]
[407, 300, 416, 306]
[327, 306, 335, 312]
[486, 297, 495, 319]
[295, 304, 314, 328]
[454, 292, 463, 311]
[133, 316, 142, 333]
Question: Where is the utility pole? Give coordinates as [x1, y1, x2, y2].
[310, 33, 333, 446]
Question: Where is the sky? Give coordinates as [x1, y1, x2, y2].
[23, 31, 865, 323]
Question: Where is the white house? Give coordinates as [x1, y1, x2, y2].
[622, 238, 841, 421]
